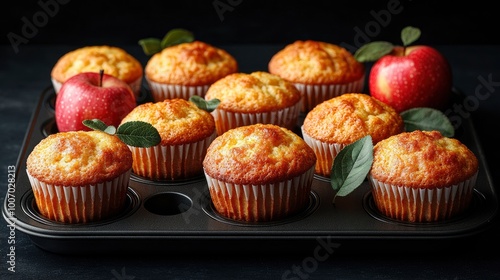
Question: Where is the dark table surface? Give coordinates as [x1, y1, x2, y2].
[1, 44, 500, 280]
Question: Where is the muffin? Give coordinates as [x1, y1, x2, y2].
[204, 71, 302, 135]
[145, 41, 238, 102]
[51, 45, 143, 95]
[120, 98, 216, 181]
[202, 124, 317, 222]
[26, 131, 132, 224]
[268, 40, 365, 112]
[301, 93, 403, 177]
[368, 130, 479, 223]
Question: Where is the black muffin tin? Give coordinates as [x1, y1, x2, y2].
[3, 86, 498, 254]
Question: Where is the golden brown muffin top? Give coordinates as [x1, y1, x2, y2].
[203, 124, 316, 185]
[120, 98, 215, 146]
[268, 40, 365, 84]
[370, 130, 479, 188]
[145, 41, 238, 86]
[51, 45, 143, 84]
[204, 71, 302, 113]
[302, 93, 403, 145]
[26, 131, 132, 186]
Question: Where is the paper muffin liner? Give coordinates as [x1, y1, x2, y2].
[204, 165, 315, 222]
[211, 101, 302, 135]
[301, 126, 346, 177]
[51, 76, 143, 96]
[128, 131, 217, 181]
[26, 169, 131, 224]
[367, 171, 478, 223]
[146, 78, 211, 102]
[293, 75, 365, 112]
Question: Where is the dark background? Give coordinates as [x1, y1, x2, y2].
[2, 0, 499, 53]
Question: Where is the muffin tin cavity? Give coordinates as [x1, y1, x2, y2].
[201, 190, 320, 227]
[144, 192, 192, 216]
[21, 187, 140, 227]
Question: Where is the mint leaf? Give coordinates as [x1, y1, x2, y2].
[401, 26, 421, 46]
[401, 107, 455, 137]
[82, 119, 117, 134]
[330, 135, 374, 204]
[160, 28, 195, 49]
[189, 95, 220, 112]
[354, 41, 394, 63]
[138, 38, 162, 56]
[116, 121, 161, 147]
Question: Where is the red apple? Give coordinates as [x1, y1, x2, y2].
[355, 26, 452, 113]
[55, 71, 136, 132]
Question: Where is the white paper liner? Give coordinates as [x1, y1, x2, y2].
[301, 126, 346, 177]
[26, 169, 131, 223]
[367, 171, 478, 222]
[146, 77, 211, 102]
[51, 76, 143, 96]
[129, 131, 217, 180]
[293, 75, 365, 112]
[204, 165, 315, 222]
[211, 101, 302, 135]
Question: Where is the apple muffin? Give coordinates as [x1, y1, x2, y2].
[120, 98, 216, 181]
[203, 124, 317, 222]
[26, 130, 133, 223]
[368, 130, 479, 223]
[204, 71, 302, 135]
[145, 41, 238, 102]
[301, 93, 403, 177]
[51, 45, 143, 95]
[268, 40, 365, 112]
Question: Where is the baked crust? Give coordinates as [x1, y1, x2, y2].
[302, 93, 403, 144]
[203, 124, 316, 185]
[145, 41, 238, 85]
[120, 98, 215, 146]
[51, 45, 143, 84]
[204, 71, 301, 113]
[26, 131, 132, 186]
[370, 130, 479, 188]
[268, 40, 365, 84]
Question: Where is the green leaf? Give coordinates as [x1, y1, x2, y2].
[115, 121, 161, 147]
[189, 95, 220, 112]
[138, 38, 162, 56]
[401, 26, 421, 47]
[354, 41, 394, 63]
[82, 119, 117, 134]
[401, 107, 455, 137]
[330, 135, 374, 204]
[160, 28, 195, 49]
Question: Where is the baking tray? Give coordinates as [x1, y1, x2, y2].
[3, 86, 498, 254]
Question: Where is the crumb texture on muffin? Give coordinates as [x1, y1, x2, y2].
[51, 45, 143, 84]
[26, 131, 132, 186]
[120, 98, 215, 146]
[204, 71, 301, 113]
[145, 41, 238, 85]
[302, 93, 404, 144]
[370, 130, 479, 188]
[203, 124, 316, 185]
[268, 40, 365, 84]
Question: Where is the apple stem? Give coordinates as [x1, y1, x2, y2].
[99, 69, 104, 87]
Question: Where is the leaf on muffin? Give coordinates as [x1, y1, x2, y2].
[354, 26, 421, 63]
[401, 107, 455, 137]
[83, 119, 161, 147]
[330, 135, 373, 205]
[189, 95, 220, 112]
[138, 28, 194, 56]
